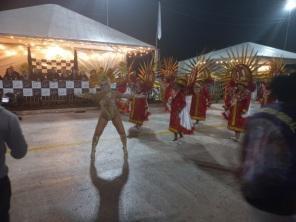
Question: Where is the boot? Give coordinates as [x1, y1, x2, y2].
[173, 133, 178, 141]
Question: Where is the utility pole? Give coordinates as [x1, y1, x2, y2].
[284, 11, 292, 50]
[106, 0, 109, 26]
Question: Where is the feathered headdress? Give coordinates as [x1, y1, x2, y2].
[138, 59, 156, 92]
[182, 55, 217, 87]
[218, 45, 263, 88]
[160, 57, 178, 82]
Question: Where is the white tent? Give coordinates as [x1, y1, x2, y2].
[0, 4, 153, 47]
[179, 42, 296, 70]
[0, 4, 155, 75]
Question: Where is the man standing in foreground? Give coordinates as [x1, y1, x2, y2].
[0, 106, 27, 222]
[240, 73, 296, 221]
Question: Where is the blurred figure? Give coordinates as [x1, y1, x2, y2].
[3, 67, 20, 81]
[0, 105, 27, 222]
[190, 80, 211, 125]
[240, 73, 296, 221]
[227, 83, 252, 142]
[129, 80, 149, 129]
[80, 71, 89, 81]
[35, 70, 43, 81]
[89, 69, 98, 87]
[51, 67, 60, 81]
[21, 70, 30, 81]
[60, 67, 68, 80]
[169, 77, 193, 141]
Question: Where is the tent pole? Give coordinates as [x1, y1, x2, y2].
[27, 46, 33, 76]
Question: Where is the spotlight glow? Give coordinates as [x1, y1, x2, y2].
[285, 0, 296, 11]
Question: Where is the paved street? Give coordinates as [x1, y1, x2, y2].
[7, 104, 253, 222]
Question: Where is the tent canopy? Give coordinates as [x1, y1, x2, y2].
[0, 4, 154, 48]
[180, 42, 296, 65]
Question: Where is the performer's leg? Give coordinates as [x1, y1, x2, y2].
[173, 132, 178, 141]
[179, 132, 183, 138]
[112, 115, 128, 154]
[235, 131, 240, 142]
[92, 117, 108, 155]
[135, 123, 142, 129]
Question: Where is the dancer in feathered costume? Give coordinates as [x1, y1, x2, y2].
[181, 55, 216, 125]
[160, 58, 178, 112]
[190, 78, 212, 125]
[129, 80, 150, 128]
[257, 59, 285, 107]
[129, 60, 154, 129]
[169, 77, 193, 141]
[220, 46, 263, 141]
[114, 62, 134, 114]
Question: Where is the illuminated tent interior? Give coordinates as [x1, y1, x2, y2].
[0, 4, 155, 76]
[179, 42, 296, 76]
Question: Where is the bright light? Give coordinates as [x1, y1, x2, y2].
[285, 0, 296, 11]
[44, 46, 72, 60]
[5, 50, 17, 57]
[258, 65, 271, 73]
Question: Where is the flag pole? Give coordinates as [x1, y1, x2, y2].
[155, 0, 161, 76]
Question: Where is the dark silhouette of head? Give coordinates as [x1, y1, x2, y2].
[271, 72, 296, 104]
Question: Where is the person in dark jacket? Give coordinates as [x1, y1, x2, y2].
[240, 73, 296, 221]
[0, 106, 27, 222]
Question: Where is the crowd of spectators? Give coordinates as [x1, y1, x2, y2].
[0, 66, 89, 81]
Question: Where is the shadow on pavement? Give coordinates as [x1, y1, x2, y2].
[136, 127, 238, 185]
[90, 149, 129, 222]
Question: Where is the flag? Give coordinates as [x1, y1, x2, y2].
[157, 1, 162, 40]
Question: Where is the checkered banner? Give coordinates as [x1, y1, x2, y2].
[31, 58, 74, 74]
[0, 80, 94, 96]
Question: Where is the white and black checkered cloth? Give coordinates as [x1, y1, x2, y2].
[0, 80, 96, 96]
[31, 58, 74, 74]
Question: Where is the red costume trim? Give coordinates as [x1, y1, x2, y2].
[190, 86, 210, 121]
[129, 96, 149, 125]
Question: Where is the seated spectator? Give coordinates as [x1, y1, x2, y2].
[60, 67, 69, 80]
[33, 70, 43, 81]
[52, 68, 60, 81]
[3, 66, 20, 80]
[41, 72, 49, 81]
[47, 69, 54, 81]
[21, 70, 30, 81]
[66, 70, 72, 80]
[79, 71, 88, 81]
[90, 68, 99, 86]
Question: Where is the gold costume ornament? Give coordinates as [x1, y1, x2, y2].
[219, 45, 265, 141]
[182, 55, 217, 86]
[138, 59, 156, 90]
[215, 45, 263, 84]
[160, 57, 178, 80]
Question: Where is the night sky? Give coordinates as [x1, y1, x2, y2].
[0, 0, 296, 60]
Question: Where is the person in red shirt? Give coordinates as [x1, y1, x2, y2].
[163, 80, 174, 112]
[227, 84, 251, 141]
[223, 80, 236, 120]
[116, 79, 130, 114]
[129, 80, 149, 129]
[169, 77, 192, 141]
[258, 80, 275, 107]
[190, 80, 211, 125]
